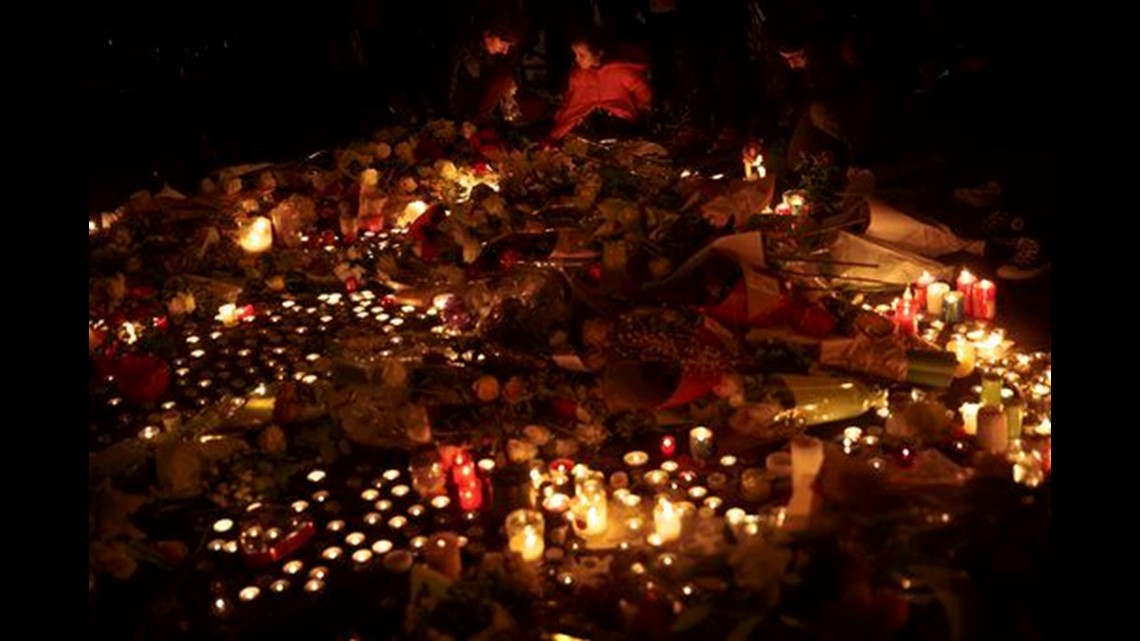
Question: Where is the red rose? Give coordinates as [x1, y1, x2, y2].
[115, 354, 171, 405]
[791, 303, 838, 338]
[549, 398, 579, 420]
[499, 249, 522, 271]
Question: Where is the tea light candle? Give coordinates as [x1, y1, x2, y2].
[706, 472, 728, 491]
[506, 510, 545, 563]
[688, 486, 709, 500]
[425, 532, 462, 579]
[542, 492, 571, 514]
[216, 304, 241, 328]
[973, 279, 997, 320]
[371, 540, 393, 555]
[644, 470, 669, 487]
[660, 460, 680, 474]
[957, 269, 978, 317]
[573, 474, 608, 537]
[623, 451, 650, 468]
[239, 216, 273, 254]
[661, 436, 677, 458]
[946, 335, 976, 378]
[653, 497, 683, 543]
[689, 426, 714, 462]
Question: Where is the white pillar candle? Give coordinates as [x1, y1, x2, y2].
[926, 282, 951, 316]
[976, 406, 1009, 454]
[960, 402, 981, 435]
[216, 304, 241, 328]
[788, 437, 825, 523]
[653, 497, 683, 543]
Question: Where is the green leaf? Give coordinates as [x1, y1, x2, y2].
[671, 603, 713, 633]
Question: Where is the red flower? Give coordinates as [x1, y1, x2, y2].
[791, 303, 838, 338]
[549, 397, 579, 420]
[499, 249, 522, 271]
[114, 354, 171, 405]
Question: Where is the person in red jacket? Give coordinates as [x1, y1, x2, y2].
[549, 32, 653, 140]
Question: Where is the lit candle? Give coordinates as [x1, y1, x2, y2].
[790, 437, 824, 496]
[425, 532, 462, 579]
[788, 436, 824, 524]
[1006, 398, 1025, 441]
[946, 335, 976, 378]
[506, 510, 545, 562]
[660, 435, 677, 458]
[623, 451, 649, 468]
[914, 271, 936, 310]
[458, 478, 483, 511]
[653, 497, 683, 543]
[942, 291, 964, 324]
[893, 288, 917, 336]
[976, 406, 1008, 454]
[216, 304, 241, 328]
[956, 270, 978, 317]
[542, 492, 571, 514]
[572, 473, 608, 537]
[689, 426, 714, 462]
[980, 372, 1003, 407]
[959, 402, 981, 435]
[239, 216, 274, 254]
[926, 282, 951, 316]
[452, 452, 476, 486]
[972, 279, 997, 320]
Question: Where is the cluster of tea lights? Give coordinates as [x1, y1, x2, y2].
[205, 462, 490, 612]
[89, 282, 462, 446]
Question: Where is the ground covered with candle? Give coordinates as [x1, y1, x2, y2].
[89, 120, 1050, 641]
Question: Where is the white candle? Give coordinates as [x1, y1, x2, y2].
[788, 436, 825, 523]
[216, 304, 241, 328]
[653, 497, 683, 543]
[976, 406, 1009, 453]
[689, 426, 714, 461]
[573, 473, 608, 537]
[947, 336, 976, 378]
[238, 216, 274, 254]
[506, 510, 545, 562]
[960, 402, 981, 435]
[926, 282, 951, 316]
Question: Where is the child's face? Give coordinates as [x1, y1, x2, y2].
[573, 44, 602, 70]
[780, 49, 808, 70]
[483, 34, 513, 56]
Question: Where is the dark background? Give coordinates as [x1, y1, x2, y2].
[87, 0, 1049, 215]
